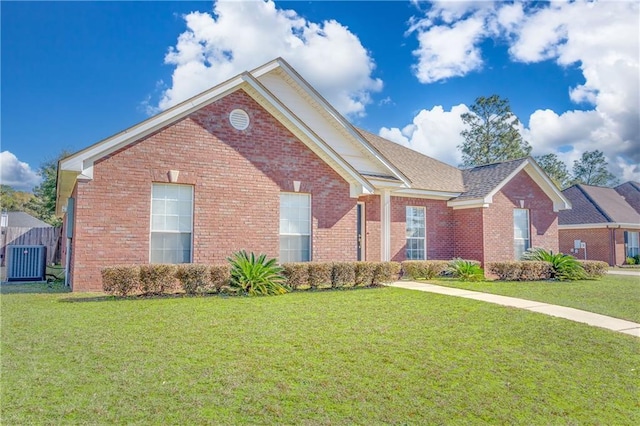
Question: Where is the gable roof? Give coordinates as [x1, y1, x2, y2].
[5, 212, 52, 228]
[56, 58, 410, 214]
[55, 57, 570, 214]
[458, 158, 529, 200]
[356, 129, 465, 195]
[615, 181, 640, 214]
[559, 184, 640, 228]
[447, 157, 571, 211]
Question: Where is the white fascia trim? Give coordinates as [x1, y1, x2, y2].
[523, 161, 572, 211]
[559, 223, 640, 230]
[242, 73, 374, 196]
[59, 76, 246, 176]
[393, 189, 462, 200]
[254, 58, 411, 188]
[447, 197, 491, 209]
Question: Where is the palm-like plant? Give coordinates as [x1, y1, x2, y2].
[522, 248, 586, 281]
[227, 251, 288, 296]
[447, 258, 485, 282]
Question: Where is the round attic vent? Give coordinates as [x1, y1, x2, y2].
[229, 109, 250, 130]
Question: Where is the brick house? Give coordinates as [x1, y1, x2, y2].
[56, 58, 570, 291]
[559, 184, 640, 265]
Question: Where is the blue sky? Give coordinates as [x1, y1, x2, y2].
[2, 0, 639, 191]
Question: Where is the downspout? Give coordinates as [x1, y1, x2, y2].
[607, 225, 620, 266]
[64, 238, 71, 287]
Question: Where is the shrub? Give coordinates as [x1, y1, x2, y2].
[101, 265, 140, 296]
[626, 256, 636, 265]
[447, 258, 484, 282]
[487, 261, 551, 281]
[228, 251, 288, 296]
[139, 264, 177, 295]
[308, 262, 333, 289]
[354, 262, 376, 287]
[331, 262, 355, 288]
[176, 264, 212, 294]
[523, 248, 586, 281]
[373, 261, 401, 285]
[401, 260, 448, 280]
[281, 263, 309, 290]
[578, 260, 608, 278]
[635, 254, 640, 264]
[210, 265, 231, 292]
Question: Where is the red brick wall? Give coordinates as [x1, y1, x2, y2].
[389, 197, 454, 261]
[359, 195, 381, 261]
[559, 227, 631, 265]
[483, 170, 559, 263]
[453, 207, 484, 263]
[69, 89, 357, 291]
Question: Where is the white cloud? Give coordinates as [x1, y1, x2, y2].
[380, 104, 469, 167]
[0, 151, 41, 192]
[406, 0, 639, 182]
[153, 0, 382, 117]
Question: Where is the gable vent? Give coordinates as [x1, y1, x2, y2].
[229, 109, 250, 130]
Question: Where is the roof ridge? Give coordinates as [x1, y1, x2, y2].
[355, 128, 461, 171]
[463, 156, 529, 171]
[575, 184, 613, 222]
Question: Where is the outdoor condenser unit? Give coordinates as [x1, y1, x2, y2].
[7, 245, 47, 282]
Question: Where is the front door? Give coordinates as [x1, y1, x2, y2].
[357, 203, 365, 261]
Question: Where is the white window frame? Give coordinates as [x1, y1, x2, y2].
[626, 231, 639, 258]
[150, 183, 193, 264]
[514, 208, 530, 260]
[279, 193, 311, 263]
[406, 206, 426, 260]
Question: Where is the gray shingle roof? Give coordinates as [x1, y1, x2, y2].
[559, 184, 640, 225]
[615, 181, 640, 214]
[457, 158, 529, 200]
[356, 129, 465, 193]
[5, 212, 52, 228]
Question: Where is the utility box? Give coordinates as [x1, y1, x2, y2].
[7, 245, 47, 282]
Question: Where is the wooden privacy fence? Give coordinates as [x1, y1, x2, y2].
[1, 227, 62, 265]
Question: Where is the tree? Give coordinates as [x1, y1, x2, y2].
[535, 153, 570, 189]
[27, 152, 70, 227]
[571, 150, 619, 187]
[0, 185, 35, 212]
[459, 94, 531, 167]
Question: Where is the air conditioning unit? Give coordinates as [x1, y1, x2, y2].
[7, 245, 47, 282]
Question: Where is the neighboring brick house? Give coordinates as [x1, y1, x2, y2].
[56, 58, 570, 291]
[559, 184, 640, 265]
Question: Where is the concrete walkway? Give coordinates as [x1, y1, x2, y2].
[607, 268, 640, 277]
[387, 281, 640, 337]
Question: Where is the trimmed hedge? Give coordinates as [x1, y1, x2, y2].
[176, 264, 212, 295]
[401, 260, 449, 280]
[331, 262, 355, 288]
[101, 265, 141, 296]
[308, 262, 333, 289]
[210, 265, 231, 292]
[139, 264, 177, 295]
[487, 261, 552, 281]
[578, 260, 609, 278]
[101, 260, 403, 297]
[281, 263, 309, 290]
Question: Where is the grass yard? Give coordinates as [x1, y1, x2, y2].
[430, 274, 640, 323]
[1, 283, 638, 425]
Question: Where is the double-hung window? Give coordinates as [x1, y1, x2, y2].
[625, 231, 639, 258]
[406, 206, 426, 260]
[513, 209, 530, 260]
[280, 193, 311, 262]
[150, 184, 193, 263]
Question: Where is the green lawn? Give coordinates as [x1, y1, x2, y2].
[1, 284, 638, 425]
[429, 274, 640, 323]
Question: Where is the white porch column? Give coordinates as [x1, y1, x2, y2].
[380, 190, 391, 261]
